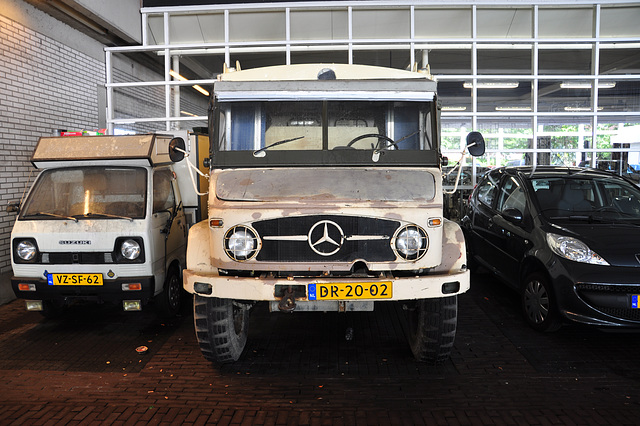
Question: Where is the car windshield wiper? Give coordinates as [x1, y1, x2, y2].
[372, 130, 420, 162]
[253, 136, 305, 157]
[24, 211, 78, 222]
[81, 212, 134, 222]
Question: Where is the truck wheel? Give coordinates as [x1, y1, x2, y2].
[405, 296, 458, 364]
[193, 295, 249, 364]
[156, 266, 182, 318]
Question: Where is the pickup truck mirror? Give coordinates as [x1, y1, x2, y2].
[466, 131, 485, 157]
[6, 202, 20, 214]
[169, 137, 186, 162]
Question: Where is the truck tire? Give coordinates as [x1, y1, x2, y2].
[156, 266, 182, 318]
[405, 296, 458, 364]
[193, 295, 249, 364]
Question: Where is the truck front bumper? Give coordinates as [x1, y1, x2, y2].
[183, 269, 470, 302]
[11, 276, 156, 306]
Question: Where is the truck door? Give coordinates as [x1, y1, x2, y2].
[151, 168, 187, 287]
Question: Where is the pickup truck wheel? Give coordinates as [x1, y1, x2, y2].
[156, 266, 182, 318]
[193, 295, 249, 364]
[405, 296, 457, 364]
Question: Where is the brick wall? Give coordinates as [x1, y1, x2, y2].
[0, 14, 105, 273]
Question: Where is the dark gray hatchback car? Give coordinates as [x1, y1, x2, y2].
[462, 166, 640, 331]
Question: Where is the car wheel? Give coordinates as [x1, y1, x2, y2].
[521, 272, 562, 332]
[193, 295, 249, 364]
[405, 296, 457, 364]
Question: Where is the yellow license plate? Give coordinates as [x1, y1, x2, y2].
[308, 282, 392, 301]
[47, 273, 103, 286]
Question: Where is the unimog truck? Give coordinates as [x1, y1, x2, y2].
[183, 63, 484, 364]
[9, 132, 208, 317]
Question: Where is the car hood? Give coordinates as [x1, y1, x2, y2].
[550, 222, 640, 267]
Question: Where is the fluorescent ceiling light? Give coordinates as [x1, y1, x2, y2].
[560, 81, 616, 89]
[463, 81, 519, 89]
[495, 106, 531, 111]
[441, 106, 467, 111]
[564, 106, 604, 111]
[170, 70, 210, 96]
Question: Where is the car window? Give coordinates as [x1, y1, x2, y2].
[497, 176, 526, 213]
[476, 173, 499, 208]
[153, 168, 176, 213]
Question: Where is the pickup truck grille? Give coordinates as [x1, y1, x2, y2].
[252, 215, 399, 262]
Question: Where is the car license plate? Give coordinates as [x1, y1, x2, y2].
[632, 294, 640, 309]
[308, 282, 392, 301]
[47, 273, 103, 286]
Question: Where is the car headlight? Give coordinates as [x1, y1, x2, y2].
[15, 239, 38, 262]
[546, 233, 609, 265]
[224, 226, 259, 261]
[394, 225, 428, 260]
[120, 239, 141, 260]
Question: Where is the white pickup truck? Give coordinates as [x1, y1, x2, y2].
[9, 132, 208, 317]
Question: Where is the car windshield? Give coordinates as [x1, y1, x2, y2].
[20, 167, 147, 220]
[531, 176, 640, 222]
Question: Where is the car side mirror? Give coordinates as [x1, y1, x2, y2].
[466, 131, 485, 157]
[503, 208, 523, 224]
[169, 137, 186, 162]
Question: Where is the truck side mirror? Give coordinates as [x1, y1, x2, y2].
[169, 137, 186, 162]
[7, 202, 20, 214]
[466, 132, 485, 157]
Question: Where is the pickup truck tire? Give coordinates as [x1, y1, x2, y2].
[406, 296, 458, 364]
[193, 296, 249, 364]
[156, 266, 182, 318]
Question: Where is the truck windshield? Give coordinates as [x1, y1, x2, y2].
[20, 167, 147, 220]
[212, 100, 438, 167]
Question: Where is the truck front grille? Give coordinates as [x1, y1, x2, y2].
[253, 215, 399, 262]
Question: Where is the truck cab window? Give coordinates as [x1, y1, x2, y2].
[153, 169, 176, 214]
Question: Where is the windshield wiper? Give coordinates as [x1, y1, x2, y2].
[372, 131, 420, 162]
[253, 136, 305, 157]
[81, 212, 134, 222]
[24, 211, 78, 222]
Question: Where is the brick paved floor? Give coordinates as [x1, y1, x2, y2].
[0, 272, 639, 425]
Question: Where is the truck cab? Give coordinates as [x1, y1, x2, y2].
[10, 133, 204, 317]
[183, 64, 483, 364]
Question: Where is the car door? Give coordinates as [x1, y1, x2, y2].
[468, 169, 502, 267]
[489, 174, 532, 285]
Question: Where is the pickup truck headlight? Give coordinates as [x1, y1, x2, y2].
[546, 233, 609, 265]
[394, 225, 428, 260]
[15, 239, 38, 262]
[225, 226, 259, 261]
[121, 239, 141, 260]
[114, 237, 145, 263]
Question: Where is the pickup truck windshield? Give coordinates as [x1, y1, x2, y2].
[20, 167, 147, 220]
[212, 100, 439, 167]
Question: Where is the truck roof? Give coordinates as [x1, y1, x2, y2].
[218, 63, 433, 82]
[214, 64, 438, 102]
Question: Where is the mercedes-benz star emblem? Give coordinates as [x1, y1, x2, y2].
[308, 220, 344, 256]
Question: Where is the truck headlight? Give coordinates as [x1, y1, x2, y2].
[394, 225, 428, 260]
[224, 226, 259, 261]
[121, 239, 141, 260]
[15, 239, 38, 262]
